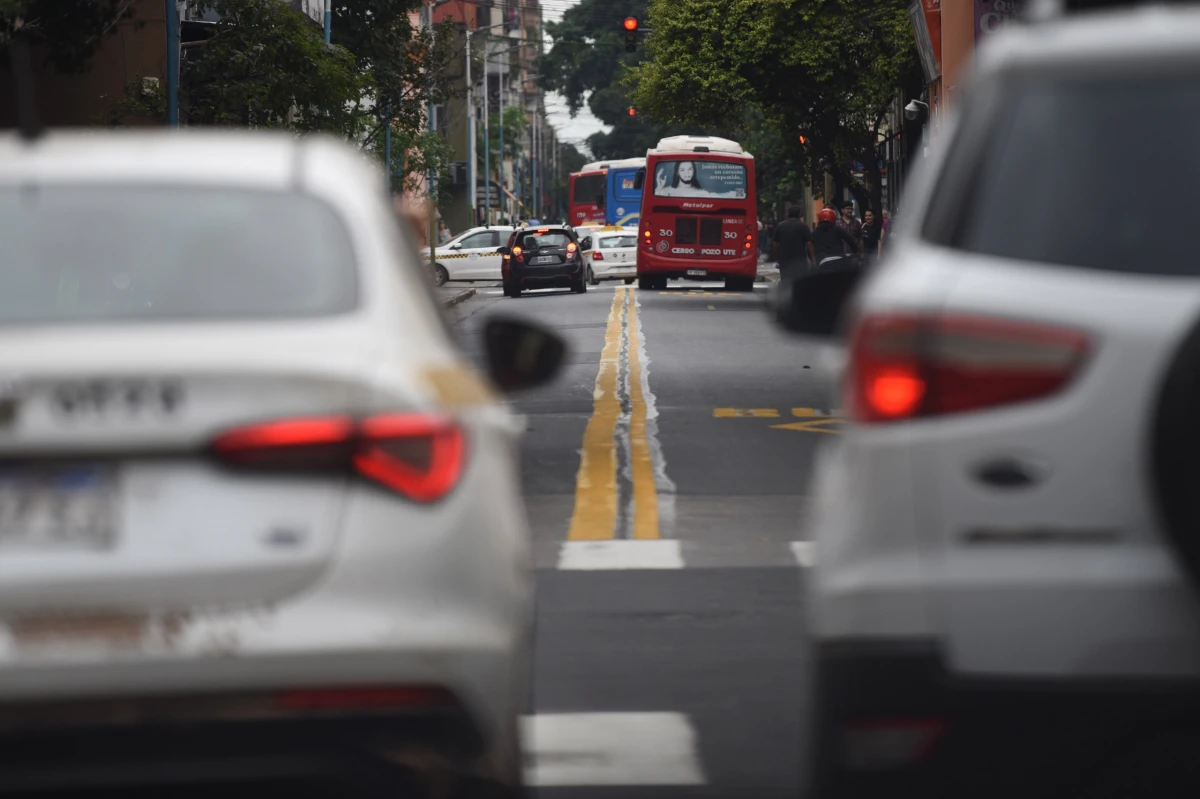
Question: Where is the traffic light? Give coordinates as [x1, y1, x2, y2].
[624, 17, 638, 52]
[797, 134, 807, 145]
[628, 106, 637, 117]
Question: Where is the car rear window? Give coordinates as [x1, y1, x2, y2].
[0, 185, 357, 323]
[923, 75, 1200, 276]
[600, 236, 637, 249]
[517, 231, 571, 249]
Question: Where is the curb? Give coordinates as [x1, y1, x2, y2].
[439, 288, 476, 309]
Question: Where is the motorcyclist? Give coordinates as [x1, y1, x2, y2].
[811, 207, 861, 270]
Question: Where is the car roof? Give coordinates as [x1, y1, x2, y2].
[0, 129, 367, 189]
[978, 5, 1200, 76]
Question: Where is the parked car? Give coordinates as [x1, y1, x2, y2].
[582, 230, 639, 286]
[777, 5, 1200, 798]
[499, 224, 587, 298]
[428, 225, 515, 286]
[0, 129, 564, 798]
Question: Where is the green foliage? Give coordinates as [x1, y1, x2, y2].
[630, 0, 922, 211]
[182, 0, 368, 135]
[98, 74, 167, 126]
[478, 105, 528, 171]
[0, 0, 135, 73]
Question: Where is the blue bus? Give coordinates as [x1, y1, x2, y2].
[603, 157, 646, 227]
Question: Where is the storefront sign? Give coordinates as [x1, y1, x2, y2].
[908, 0, 941, 83]
[975, 0, 1023, 42]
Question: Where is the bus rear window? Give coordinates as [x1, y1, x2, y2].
[573, 174, 606, 204]
[652, 161, 746, 199]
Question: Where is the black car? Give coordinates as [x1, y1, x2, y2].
[498, 226, 587, 298]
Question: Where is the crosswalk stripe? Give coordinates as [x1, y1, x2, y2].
[522, 712, 706, 787]
[557, 539, 684, 570]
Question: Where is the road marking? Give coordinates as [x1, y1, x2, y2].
[707, 305, 716, 311]
[771, 418, 845, 434]
[523, 712, 705, 787]
[567, 290, 625, 540]
[557, 540, 684, 570]
[626, 290, 660, 539]
[791, 541, 815, 567]
[657, 291, 741, 297]
[713, 408, 780, 418]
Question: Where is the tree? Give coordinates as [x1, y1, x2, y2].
[1, 0, 135, 73]
[629, 0, 922, 213]
[182, 0, 367, 135]
[330, 0, 459, 193]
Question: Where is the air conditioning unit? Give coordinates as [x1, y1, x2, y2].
[450, 162, 469, 186]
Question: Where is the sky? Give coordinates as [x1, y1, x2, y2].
[542, 0, 611, 157]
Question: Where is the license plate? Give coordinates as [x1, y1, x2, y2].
[687, 269, 707, 277]
[535, 256, 558, 264]
[0, 465, 118, 552]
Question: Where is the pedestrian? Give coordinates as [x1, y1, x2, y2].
[836, 200, 863, 259]
[812, 207, 861, 270]
[437, 220, 451, 245]
[770, 207, 816, 283]
[861, 209, 882, 266]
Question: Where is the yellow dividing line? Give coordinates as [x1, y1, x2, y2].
[567, 290, 624, 540]
[566, 288, 660, 540]
[626, 288, 659, 540]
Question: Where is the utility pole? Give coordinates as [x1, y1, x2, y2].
[166, 0, 179, 128]
[424, 0, 436, 271]
[466, 27, 475, 226]
[324, 0, 331, 44]
[498, 70, 505, 225]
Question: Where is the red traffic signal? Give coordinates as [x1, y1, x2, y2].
[798, 134, 807, 145]
[623, 16, 639, 31]
[628, 106, 637, 117]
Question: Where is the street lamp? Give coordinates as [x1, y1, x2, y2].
[904, 99, 928, 121]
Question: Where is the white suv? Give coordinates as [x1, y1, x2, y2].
[782, 6, 1200, 798]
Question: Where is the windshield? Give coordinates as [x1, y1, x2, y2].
[0, 186, 357, 323]
[572, 173, 606, 204]
[516, 231, 571, 249]
[652, 160, 747, 199]
[927, 75, 1200, 275]
[599, 236, 637, 249]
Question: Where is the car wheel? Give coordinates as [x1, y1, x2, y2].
[504, 284, 521, 298]
[588, 267, 599, 286]
[434, 265, 449, 287]
[572, 276, 587, 294]
[624, 278, 635, 285]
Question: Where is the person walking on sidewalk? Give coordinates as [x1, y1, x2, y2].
[836, 200, 863, 258]
[770, 207, 816, 282]
[861, 209, 882, 266]
[813, 207, 861, 270]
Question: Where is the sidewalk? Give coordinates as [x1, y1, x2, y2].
[438, 286, 476, 309]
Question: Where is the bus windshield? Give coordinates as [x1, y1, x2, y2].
[573, 173, 607, 204]
[652, 160, 747, 200]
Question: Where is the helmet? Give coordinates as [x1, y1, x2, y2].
[818, 207, 837, 223]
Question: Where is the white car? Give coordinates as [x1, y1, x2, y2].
[582, 232, 638, 285]
[780, 5, 1200, 798]
[430, 226, 514, 286]
[0, 131, 562, 798]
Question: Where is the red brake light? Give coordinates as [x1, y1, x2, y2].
[566, 241, 577, 254]
[213, 413, 465, 502]
[848, 313, 1089, 423]
[592, 250, 604, 260]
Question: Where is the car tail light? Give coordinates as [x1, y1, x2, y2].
[592, 251, 604, 261]
[566, 241, 578, 255]
[512, 245, 524, 264]
[841, 718, 947, 769]
[276, 686, 458, 712]
[847, 312, 1089, 424]
[213, 413, 465, 502]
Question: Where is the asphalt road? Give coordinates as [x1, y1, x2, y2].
[446, 278, 839, 799]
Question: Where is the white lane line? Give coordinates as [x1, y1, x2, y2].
[557, 539, 684, 570]
[791, 540, 815, 567]
[522, 712, 706, 787]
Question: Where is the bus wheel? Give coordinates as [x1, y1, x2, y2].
[654, 277, 669, 290]
[637, 276, 655, 290]
[725, 277, 754, 292]
[624, 278, 635, 285]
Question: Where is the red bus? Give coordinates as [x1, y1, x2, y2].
[637, 136, 757, 291]
[567, 164, 608, 226]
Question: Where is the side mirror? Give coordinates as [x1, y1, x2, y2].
[449, 243, 462, 250]
[496, 246, 510, 255]
[580, 237, 592, 250]
[484, 317, 567, 393]
[770, 265, 866, 338]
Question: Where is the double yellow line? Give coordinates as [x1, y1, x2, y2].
[566, 288, 660, 540]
